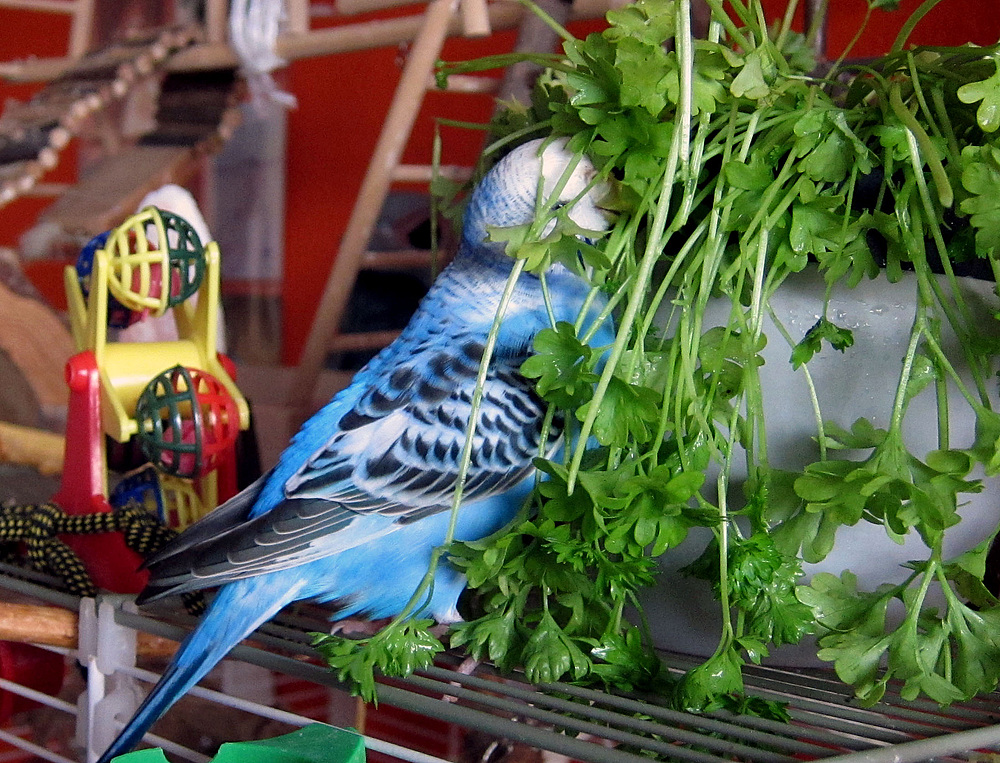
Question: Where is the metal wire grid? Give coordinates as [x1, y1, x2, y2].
[1, 565, 1000, 763]
[115, 598, 1000, 763]
[0, 565, 454, 763]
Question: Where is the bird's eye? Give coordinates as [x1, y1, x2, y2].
[551, 201, 568, 211]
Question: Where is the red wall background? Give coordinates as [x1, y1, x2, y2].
[0, 0, 996, 364]
[0, 7, 77, 289]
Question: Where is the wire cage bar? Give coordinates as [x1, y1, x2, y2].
[0, 566, 997, 763]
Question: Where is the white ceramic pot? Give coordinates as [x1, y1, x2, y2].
[640, 267, 1000, 664]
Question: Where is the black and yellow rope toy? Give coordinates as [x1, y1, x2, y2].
[0, 500, 204, 613]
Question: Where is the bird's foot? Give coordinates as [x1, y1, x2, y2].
[441, 655, 481, 703]
[327, 617, 391, 637]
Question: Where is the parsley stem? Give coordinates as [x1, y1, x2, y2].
[482, 118, 555, 157]
[581, 276, 630, 344]
[721, 0, 753, 29]
[768, 306, 828, 461]
[635, 219, 711, 351]
[904, 128, 991, 404]
[827, 5, 872, 83]
[889, 305, 926, 436]
[715, 472, 734, 649]
[737, 145, 801, 252]
[567, 0, 695, 492]
[774, 0, 800, 51]
[540, 271, 557, 328]
[748, 230, 768, 338]
[907, 53, 944, 145]
[930, 86, 960, 163]
[702, 0, 753, 54]
[652, 337, 682, 451]
[714, 397, 748, 655]
[741, 231, 771, 481]
[580, 216, 641, 344]
[934, 334, 950, 451]
[430, 259, 526, 620]
[396, 257, 529, 626]
[675, 0, 693, 182]
[513, 0, 575, 43]
[919, 328, 981, 413]
[890, 83, 953, 208]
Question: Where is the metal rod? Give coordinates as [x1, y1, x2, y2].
[120, 664, 450, 763]
[0, 563, 82, 610]
[822, 723, 1000, 763]
[405, 672, 759, 763]
[106, 603, 1000, 763]
[746, 672, 982, 737]
[0, 677, 77, 714]
[112, 608, 660, 763]
[528, 678, 837, 758]
[0, 727, 77, 763]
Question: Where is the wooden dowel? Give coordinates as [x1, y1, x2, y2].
[390, 163, 473, 183]
[0, 423, 64, 476]
[460, 0, 491, 38]
[360, 248, 447, 268]
[335, 0, 426, 15]
[286, 0, 311, 34]
[0, 602, 77, 648]
[0, 58, 74, 84]
[205, 0, 228, 45]
[328, 329, 402, 353]
[0, 0, 81, 13]
[68, 0, 94, 59]
[0, 602, 180, 657]
[271, 2, 518, 60]
[0, 0, 612, 83]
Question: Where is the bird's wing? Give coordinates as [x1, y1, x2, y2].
[285, 333, 547, 515]
[140, 327, 552, 600]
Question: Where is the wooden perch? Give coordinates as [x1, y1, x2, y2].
[0, 423, 63, 476]
[0, 601, 178, 657]
[0, 0, 614, 82]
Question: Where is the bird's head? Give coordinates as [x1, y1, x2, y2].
[461, 138, 608, 253]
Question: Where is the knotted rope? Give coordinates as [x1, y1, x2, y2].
[0, 500, 204, 614]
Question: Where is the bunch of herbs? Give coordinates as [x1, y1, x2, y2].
[315, 0, 1000, 711]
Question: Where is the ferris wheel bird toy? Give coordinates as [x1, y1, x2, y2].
[50, 205, 250, 593]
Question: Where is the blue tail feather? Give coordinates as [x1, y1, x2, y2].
[95, 578, 300, 763]
[95, 648, 212, 763]
[98, 631, 218, 763]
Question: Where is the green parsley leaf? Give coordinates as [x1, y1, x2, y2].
[957, 54, 1000, 133]
[604, 0, 676, 46]
[521, 322, 598, 408]
[960, 144, 1000, 255]
[674, 647, 745, 712]
[616, 37, 673, 116]
[790, 317, 855, 369]
[524, 611, 592, 683]
[731, 47, 775, 101]
[312, 619, 444, 703]
[577, 376, 660, 446]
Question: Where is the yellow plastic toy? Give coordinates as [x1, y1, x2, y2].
[65, 206, 248, 443]
[56, 207, 250, 593]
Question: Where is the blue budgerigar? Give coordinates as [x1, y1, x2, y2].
[95, 137, 613, 763]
